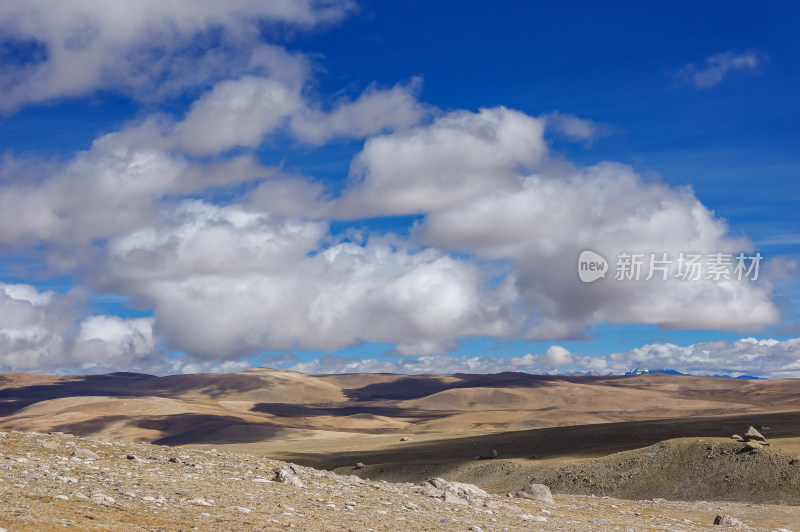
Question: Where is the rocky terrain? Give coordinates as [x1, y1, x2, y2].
[1, 430, 798, 531]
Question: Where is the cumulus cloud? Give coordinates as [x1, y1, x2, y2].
[679, 51, 763, 88]
[0, 282, 164, 373]
[605, 337, 800, 378]
[0, 0, 355, 109]
[73, 315, 157, 367]
[172, 76, 304, 155]
[418, 162, 779, 334]
[291, 79, 429, 145]
[287, 337, 800, 379]
[0, 130, 274, 265]
[169, 76, 427, 155]
[0, 282, 69, 371]
[333, 106, 547, 217]
[93, 203, 517, 359]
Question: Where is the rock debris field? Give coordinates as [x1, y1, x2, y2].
[1, 431, 798, 531]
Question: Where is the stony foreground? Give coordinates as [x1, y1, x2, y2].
[0, 431, 797, 531]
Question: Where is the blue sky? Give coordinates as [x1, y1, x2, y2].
[0, 1, 798, 377]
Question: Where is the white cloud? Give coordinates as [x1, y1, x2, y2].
[291, 79, 429, 145]
[97, 206, 517, 359]
[0, 0, 355, 109]
[418, 162, 779, 333]
[0, 127, 275, 260]
[169, 76, 427, 155]
[73, 315, 157, 367]
[680, 51, 763, 89]
[543, 111, 610, 141]
[172, 76, 303, 155]
[286, 337, 800, 379]
[333, 106, 547, 217]
[606, 337, 800, 378]
[0, 282, 165, 373]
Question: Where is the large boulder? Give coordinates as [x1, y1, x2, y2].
[511, 483, 554, 504]
[743, 426, 766, 442]
[417, 477, 489, 504]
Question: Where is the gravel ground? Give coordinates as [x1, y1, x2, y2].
[1, 430, 798, 531]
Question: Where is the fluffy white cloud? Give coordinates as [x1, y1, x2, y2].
[73, 315, 157, 367]
[287, 337, 800, 379]
[0, 125, 276, 260]
[0, 0, 354, 109]
[291, 79, 428, 145]
[333, 106, 547, 217]
[169, 76, 427, 155]
[419, 162, 779, 333]
[680, 51, 762, 89]
[605, 337, 800, 378]
[97, 204, 517, 359]
[0, 282, 163, 373]
[172, 76, 304, 155]
[0, 283, 67, 370]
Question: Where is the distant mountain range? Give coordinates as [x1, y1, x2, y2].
[624, 368, 761, 379]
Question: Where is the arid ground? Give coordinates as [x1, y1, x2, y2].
[1, 370, 799, 530]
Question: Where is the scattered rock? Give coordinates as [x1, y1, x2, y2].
[71, 448, 99, 460]
[713, 514, 750, 528]
[38, 440, 59, 450]
[511, 483, 554, 504]
[92, 493, 115, 506]
[731, 434, 743, 441]
[274, 467, 305, 487]
[235, 506, 251, 514]
[742, 441, 762, 452]
[190, 498, 213, 506]
[743, 426, 766, 442]
[399, 436, 411, 441]
[417, 477, 489, 504]
[168, 456, 181, 463]
[354, 462, 365, 469]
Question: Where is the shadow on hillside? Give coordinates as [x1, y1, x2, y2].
[0, 373, 155, 416]
[49, 413, 296, 446]
[273, 411, 800, 470]
[250, 402, 448, 419]
[339, 372, 597, 401]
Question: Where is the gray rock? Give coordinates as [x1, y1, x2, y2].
[418, 477, 489, 502]
[713, 514, 751, 528]
[743, 426, 766, 442]
[274, 467, 305, 487]
[39, 440, 59, 450]
[742, 441, 762, 452]
[92, 493, 115, 506]
[442, 490, 468, 505]
[354, 462, 365, 469]
[512, 483, 554, 504]
[72, 448, 99, 460]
